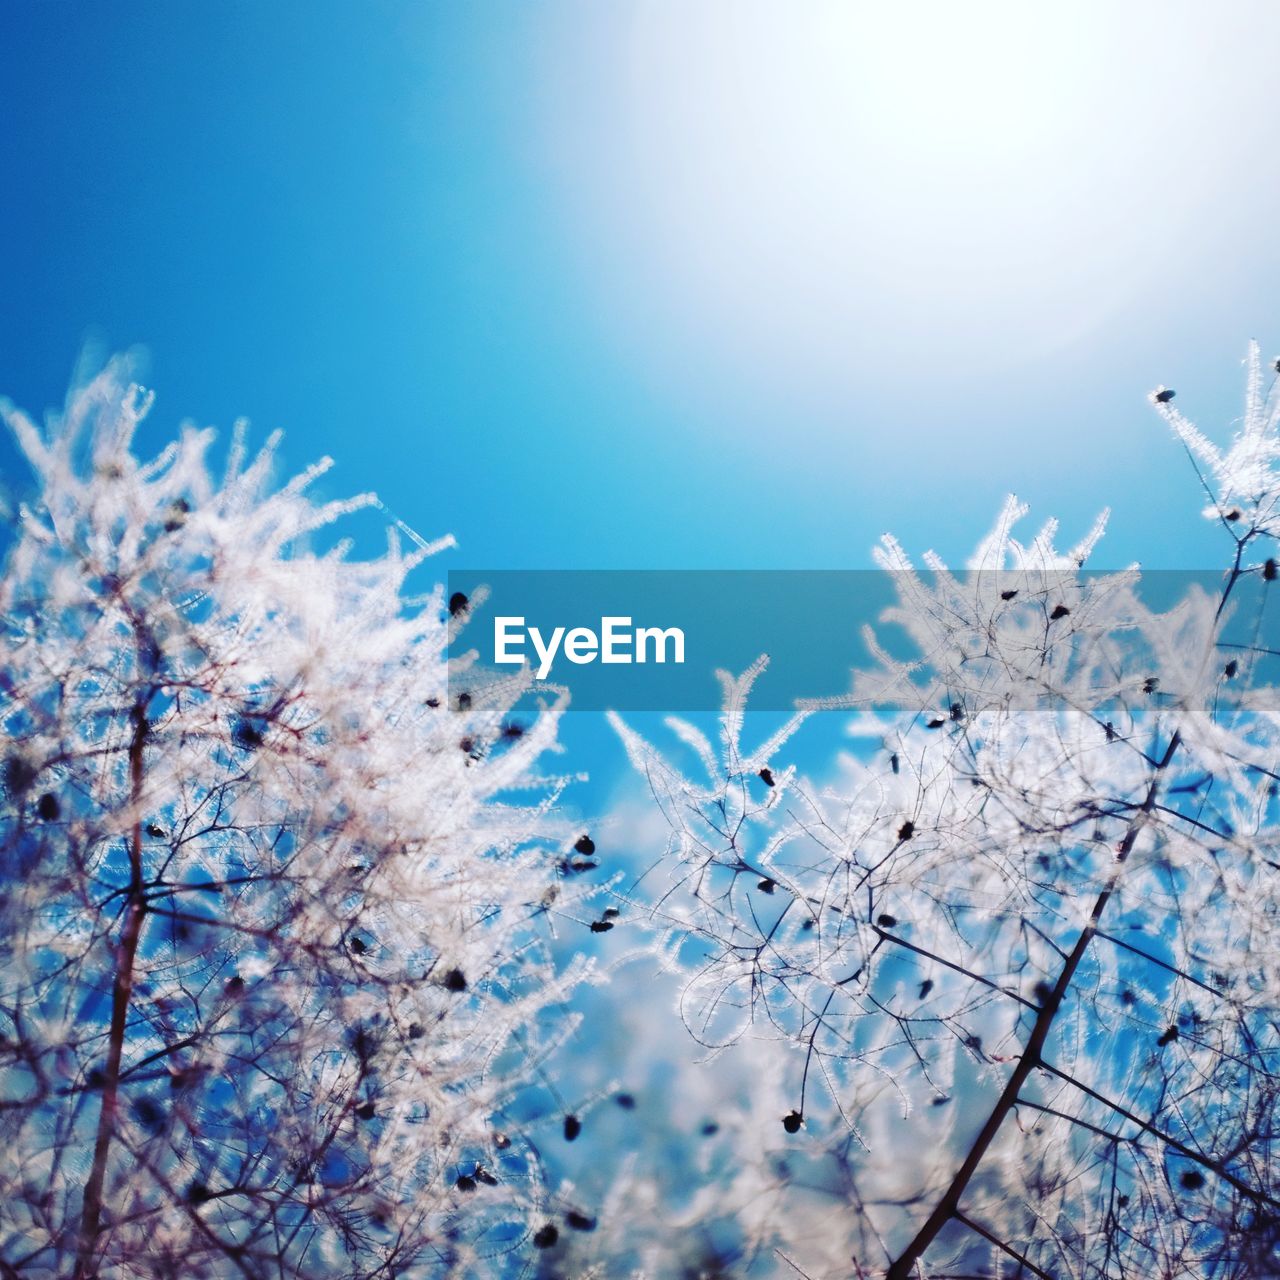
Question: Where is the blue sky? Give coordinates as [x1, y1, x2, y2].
[5, 3, 1280, 579]
[5, 11, 1280, 1259]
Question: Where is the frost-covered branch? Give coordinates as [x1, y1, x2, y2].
[0, 364, 597, 1278]
[613, 348, 1280, 1278]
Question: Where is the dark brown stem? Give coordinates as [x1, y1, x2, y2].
[885, 730, 1180, 1280]
[74, 703, 148, 1279]
[953, 1210, 1055, 1280]
[1039, 1061, 1280, 1210]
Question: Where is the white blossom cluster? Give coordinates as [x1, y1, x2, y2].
[0, 364, 597, 1278]
[6, 347, 1280, 1280]
[610, 352, 1280, 1277]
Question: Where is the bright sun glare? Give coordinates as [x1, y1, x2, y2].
[549, 2, 1280, 388]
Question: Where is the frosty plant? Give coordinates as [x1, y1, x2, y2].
[612, 345, 1280, 1278]
[0, 365, 597, 1278]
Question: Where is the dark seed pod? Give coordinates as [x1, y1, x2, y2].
[188, 1181, 212, 1205]
[897, 821, 915, 840]
[501, 721, 524, 739]
[758, 767, 775, 787]
[533, 1224, 559, 1249]
[615, 1092, 636, 1109]
[1157, 1024, 1179, 1046]
[145, 823, 165, 837]
[701, 1121, 719, 1136]
[931, 1095, 950, 1107]
[782, 1110, 803, 1134]
[1180, 1169, 1205, 1190]
[455, 1172, 476, 1192]
[1034, 981, 1053, 1005]
[1143, 677, 1159, 694]
[949, 702, 964, 721]
[163, 497, 191, 532]
[1050, 604, 1070, 620]
[1225, 659, 1239, 678]
[1105, 721, 1115, 742]
[590, 919, 614, 933]
[456, 692, 472, 712]
[354, 1100, 376, 1121]
[448, 591, 469, 618]
[350, 1026, 376, 1060]
[926, 716, 946, 729]
[563, 1114, 582, 1141]
[475, 1165, 499, 1186]
[134, 1095, 166, 1132]
[758, 878, 776, 894]
[426, 697, 440, 708]
[224, 975, 245, 997]
[349, 936, 367, 954]
[1225, 507, 1242, 522]
[493, 1131, 512, 1149]
[4, 755, 37, 794]
[1000, 588, 1018, 600]
[36, 793, 60, 821]
[565, 1210, 597, 1231]
[1154, 387, 1175, 403]
[889, 752, 900, 774]
[602, 906, 620, 919]
[443, 968, 467, 992]
[876, 913, 897, 928]
[575, 834, 595, 855]
[918, 979, 933, 999]
[1266, 558, 1278, 581]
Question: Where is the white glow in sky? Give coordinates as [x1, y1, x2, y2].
[540, 2, 1280, 399]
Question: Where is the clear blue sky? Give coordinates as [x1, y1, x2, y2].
[3, 2, 1280, 575]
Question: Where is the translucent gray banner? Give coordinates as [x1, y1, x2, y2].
[445, 569, 1277, 711]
